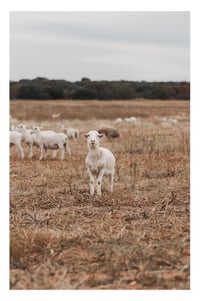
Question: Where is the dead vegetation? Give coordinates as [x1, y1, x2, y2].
[10, 99, 190, 289]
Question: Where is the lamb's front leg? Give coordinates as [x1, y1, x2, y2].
[109, 172, 114, 193]
[29, 143, 33, 159]
[39, 144, 44, 160]
[87, 168, 95, 196]
[96, 168, 105, 196]
[17, 144, 24, 159]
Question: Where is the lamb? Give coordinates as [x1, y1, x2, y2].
[31, 129, 59, 159]
[52, 113, 60, 119]
[10, 131, 24, 159]
[15, 124, 34, 159]
[124, 116, 137, 124]
[64, 128, 79, 141]
[114, 118, 123, 125]
[32, 126, 71, 160]
[84, 130, 115, 196]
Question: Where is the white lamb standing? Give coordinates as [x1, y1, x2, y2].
[32, 126, 71, 160]
[84, 130, 115, 196]
[31, 129, 57, 159]
[10, 131, 24, 159]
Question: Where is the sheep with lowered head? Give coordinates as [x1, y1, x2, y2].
[84, 130, 115, 196]
[98, 127, 120, 139]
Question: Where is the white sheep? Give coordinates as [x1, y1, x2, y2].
[114, 118, 123, 125]
[124, 116, 137, 124]
[32, 127, 71, 160]
[31, 129, 59, 159]
[52, 113, 60, 119]
[10, 131, 24, 159]
[84, 130, 115, 196]
[64, 128, 79, 141]
[15, 124, 34, 159]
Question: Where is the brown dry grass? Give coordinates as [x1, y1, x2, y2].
[10, 99, 190, 290]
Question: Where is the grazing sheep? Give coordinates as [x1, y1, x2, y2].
[10, 131, 24, 159]
[32, 126, 71, 160]
[114, 118, 123, 125]
[98, 127, 120, 138]
[64, 128, 79, 141]
[52, 113, 60, 119]
[15, 124, 34, 159]
[124, 116, 137, 124]
[84, 130, 115, 196]
[155, 117, 178, 127]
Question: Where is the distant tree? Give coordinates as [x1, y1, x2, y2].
[71, 87, 96, 99]
[44, 86, 64, 99]
[10, 77, 190, 100]
[17, 84, 42, 99]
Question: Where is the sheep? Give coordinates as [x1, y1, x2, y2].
[15, 124, 34, 159]
[32, 126, 71, 160]
[155, 117, 178, 127]
[31, 129, 59, 159]
[114, 118, 123, 125]
[98, 127, 120, 138]
[64, 128, 79, 141]
[124, 116, 137, 124]
[10, 131, 24, 159]
[84, 130, 115, 196]
[52, 113, 60, 119]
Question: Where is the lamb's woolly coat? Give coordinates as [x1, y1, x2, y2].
[85, 130, 115, 195]
[10, 131, 24, 159]
[32, 127, 71, 160]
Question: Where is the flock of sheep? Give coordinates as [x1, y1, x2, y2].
[10, 123, 116, 195]
[10, 113, 180, 195]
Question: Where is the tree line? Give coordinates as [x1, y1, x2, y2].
[10, 77, 190, 100]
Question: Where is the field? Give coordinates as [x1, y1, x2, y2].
[10, 99, 190, 289]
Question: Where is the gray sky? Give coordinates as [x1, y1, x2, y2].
[10, 11, 190, 82]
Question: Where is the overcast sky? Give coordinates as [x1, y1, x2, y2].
[10, 11, 190, 82]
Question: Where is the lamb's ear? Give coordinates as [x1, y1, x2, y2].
[83, 133, 89, 139]
[98, 133, 105, 139]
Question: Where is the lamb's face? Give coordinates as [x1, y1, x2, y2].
[16, 124, 26, 132]
[32, 126, 41, 133]
[84, 130, 104, 149]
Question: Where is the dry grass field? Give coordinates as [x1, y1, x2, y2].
[10, 99, 190, 290]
